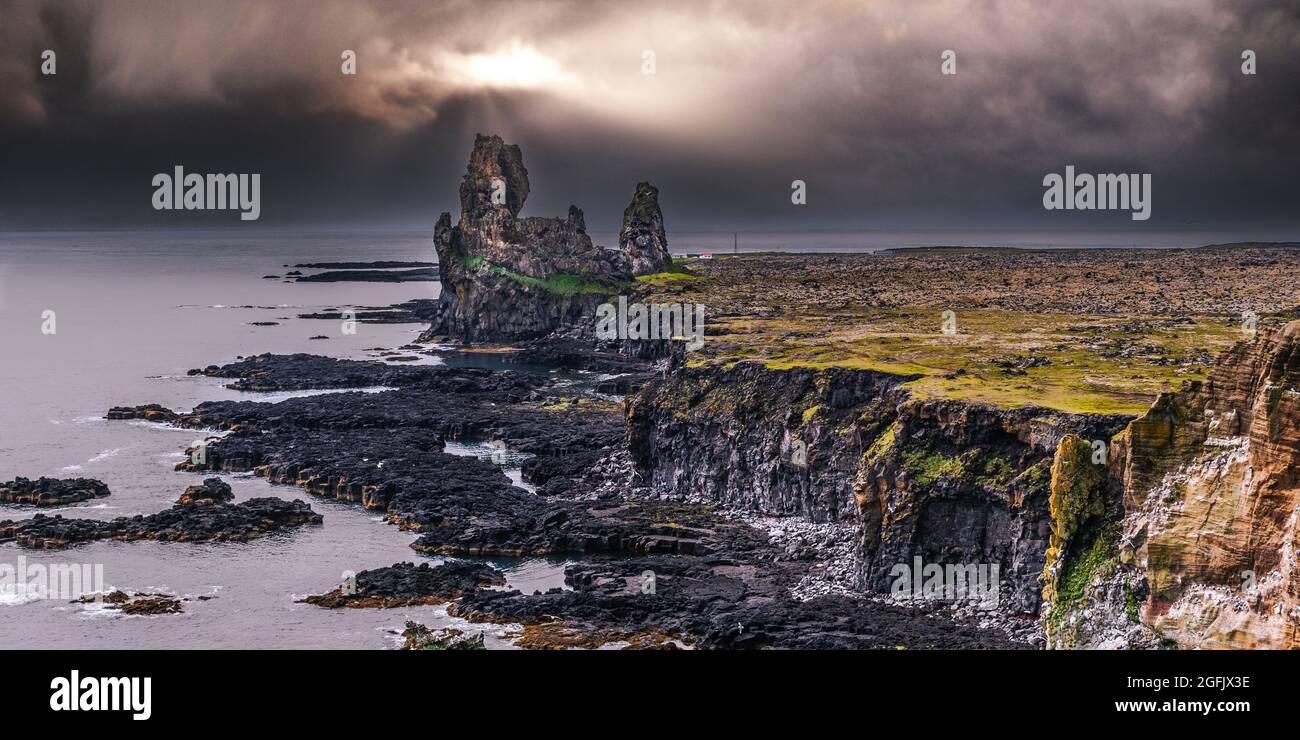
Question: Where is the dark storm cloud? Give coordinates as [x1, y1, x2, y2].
[1, 0, 1297, 231]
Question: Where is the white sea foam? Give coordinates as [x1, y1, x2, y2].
[88, 448, 122, 464]
[238, 386, 397, 403]
[0, 586, 43, 606]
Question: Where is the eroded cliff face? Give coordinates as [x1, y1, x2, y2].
[628, 323, 1299, 646]
[423, 134, 672, 343]
[628, 362, 907, 523]
[627, 361, 1130, 617]
[854, 401, 1127, 615]
[1099, 320, 1300, 648]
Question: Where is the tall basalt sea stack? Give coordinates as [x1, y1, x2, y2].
[422, 134, 672, 343]
[620, 182, 672, 275]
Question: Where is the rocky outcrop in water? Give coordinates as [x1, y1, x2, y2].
[0, 474, 319, 549]
[185, 352, 467, 391]
[144, 355, 716, 558]
[177, 478, 234, 506]
[0, 495, 321, 549]
[400, 622, 487, 650]
[302, 561, 506, 608]
[74, 590, 192, 615]
[0, 477, 110, 507]
[420, 134, 674, 343]
[105, 403, 182, 423]
[152, 354, 624, 499]
[293, 268, 436, 283]
[296, 299, 440, 325]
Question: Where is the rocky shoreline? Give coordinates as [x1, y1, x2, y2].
[96, 347, 1029, 648]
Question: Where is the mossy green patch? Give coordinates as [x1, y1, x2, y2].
[656, 304, 1241, 414]
[460, 254, 626, 295]
[862, 422, 899, 467]
[1043, 435, 1120, 645]
[1047, 520, 1119, 640]
[978, 455, 1018, 488]
[801, 404, 823, 426]
[496, 268, 619, 296]
[636, 272, 703, 288]
[468, 258, 627, 296]
[1125, 579, 1141, 624]
[899, 448, 964, 487]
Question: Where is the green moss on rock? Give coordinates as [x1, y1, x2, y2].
[899, 447, 964, 486]
[1047, 520, 1120, 643]
[1043, 434, 1117, 646]
[862, 422, 899, 468]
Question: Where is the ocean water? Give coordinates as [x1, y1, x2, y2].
[0, 231, 570, 649]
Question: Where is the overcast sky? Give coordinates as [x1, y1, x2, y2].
[1, 0, 1297, 233]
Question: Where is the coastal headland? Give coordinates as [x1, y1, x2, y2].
[17, 134, 1294, 649]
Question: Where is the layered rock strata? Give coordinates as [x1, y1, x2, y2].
[1045, 321, 1300, 648]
